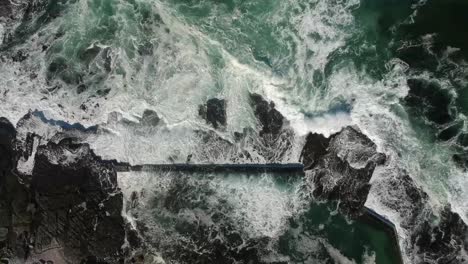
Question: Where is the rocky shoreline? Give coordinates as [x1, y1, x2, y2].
[1, 96, 467, 263]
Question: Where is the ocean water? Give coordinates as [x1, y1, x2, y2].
[1, 0, 467, 263]
[118, 170, 400, 264]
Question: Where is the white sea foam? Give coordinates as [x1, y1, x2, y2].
[2, 0, 468, 262]
[214, 173, 305, 238]
[118, 170, 306, 252]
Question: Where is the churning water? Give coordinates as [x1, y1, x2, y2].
[1, 0, 468, 263]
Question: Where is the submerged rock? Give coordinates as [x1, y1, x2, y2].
[199, 98, 227, 129]
[397, 0, 468, 62]
[405, 78, 454, 126]
[141, 109, 161, 127]
[453, 152, 468, 171]
[300, 126, 385, 218]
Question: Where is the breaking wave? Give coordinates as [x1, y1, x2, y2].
[1, 0, 467, 262]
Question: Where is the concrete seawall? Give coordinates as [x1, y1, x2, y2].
[112, 162, 306, 173]
[361, 207, 404, 264]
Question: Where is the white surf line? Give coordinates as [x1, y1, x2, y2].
[156, 2, 351, 137]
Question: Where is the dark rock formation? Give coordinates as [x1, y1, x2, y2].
[301, 127, 468, 262]
[140, 109, 160, 127]
[199, 98, 227, 129]
[299, 133, 329, 170]
[0, 117, 32, 261]
[0, 118, 17, 256]
[412, 206, 468, 264]
[249, 93, 294, 162]
[31, 139, 125, 262]
[385, 172, 429, 230]
[0, 0, 12, 18]
[0, 117, 15, 174]
[250, 93, 284, 136]
[300, 126, 385, 217]
[372, 168, 468, 264]
[193, 94, 294, 163]
[0, 115, 129, 263]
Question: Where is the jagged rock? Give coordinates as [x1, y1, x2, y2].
[31, 139, 125, 262]
[300, 133, 329, 170]
[199, 98, 227, 129]
[300, 126, 385, 217]
[369, 166, 468, 263]
[0, 117, 32, 261]
[0, 0, 11, 18]
[248, 93, 294, 162]
[141, 109, 160, 127]
[385, 172, 429, 230]
[411, 206, 468, 264]
[300, 126, 468, 262]
[388, 174, 468, 263]
[0, 117, 15, 174]
[0, 114, 129, 263]
[250, 94, 284, 136]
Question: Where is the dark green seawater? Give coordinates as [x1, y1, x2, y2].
[120, 171, 401, 264]
[1, 0, 468, 263]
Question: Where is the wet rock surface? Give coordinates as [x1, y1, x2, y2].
[249, 93, 294, 162]
[191, 94, 294, 163]
[370, 168, 468, 264]
[412, 206, 468, 264]
[301, 126, 468, 263]
[0, 0, 11, 18]
[140, 109, 161, 127]
[199, 98, 227, 129]
[250, 93, 284, 137]
[0, 114, 130, 263]
[300, 126, 385, 217]
[299, 133, 329, 170]
[31, 140, 125, 262]
[1, 101, 466, 264]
